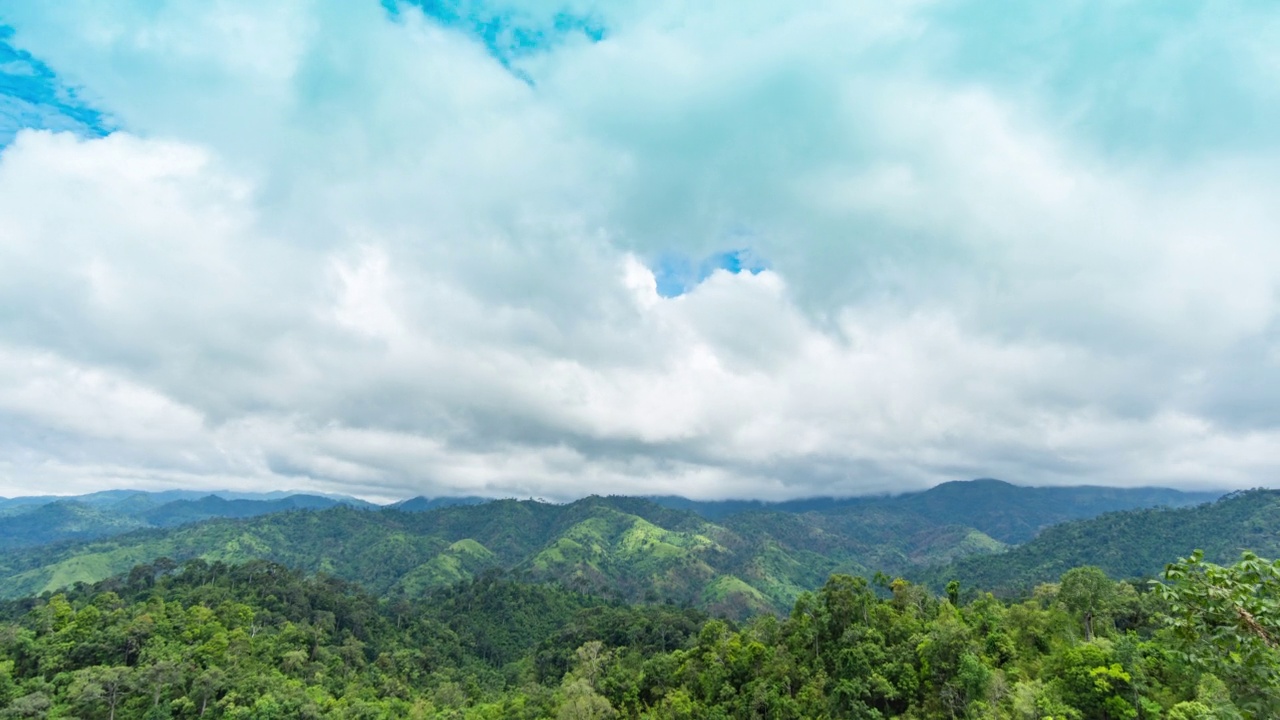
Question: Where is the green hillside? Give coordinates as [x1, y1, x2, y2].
[929, 489, 1279, 593]
[0, 496, 1006, 615]
[0, 501, 149, 549]
[0, 482, 1237, 616]
[0, 479, 1216, 555]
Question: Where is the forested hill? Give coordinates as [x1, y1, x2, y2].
[651, 478, 1221, 542]
[931, 489, 1280, 594]
[0, 481, 1226, 614]
[0, 495, 1011, 615]
[0, 479, 1217, 554]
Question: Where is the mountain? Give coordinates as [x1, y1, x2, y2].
[0, 500, 149, 549]
[881, 479, 1220, 543]
[0, 495, 1007, 615]
[137, 494, 365, 527]
[393, 495, 490, 512]
[0, 492, 374, 550]
[929, 489, 1277, 594]
[0, 480, 1228, 614]
[0, 488, 375, 510]
[0, 479, 1215, 552]
[653, 479, 1221, 542]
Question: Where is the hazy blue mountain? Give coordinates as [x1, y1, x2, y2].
[0, 490, 215, 511]
[0, 488, 375, 509]
[137, 494, 364, 527]
[0, 500, 149, 549]
[393, 496, 490, 512]
[0, 492, 376, 549]
[645, 496, 870, 519]
[652, 479, 1221, 543]
[861, 478, 1221, 543]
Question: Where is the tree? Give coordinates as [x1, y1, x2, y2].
[1059, 566, 1116, 641]
[1156, 550, 1280, 718]
[557, 677, 617, 720]
[1047, 642, 1137, 720]
[0, 660, 14, 707]
[554, 641, 618, 719]
[1165, 675, 1244, 720]
[140, 660, 181, 710]
[69, 665, 133, 720]
[0, 692, 51, 720]
[192, 667, 227, 717]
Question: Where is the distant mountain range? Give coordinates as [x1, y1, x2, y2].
[647, 478, 1221, 543]
[0, 479, 1228, 615]
[391, 495, 489, 512]
[0, 487, 375, 511]
[0, 479, 1217, 552]
[0, 491, 375, 550]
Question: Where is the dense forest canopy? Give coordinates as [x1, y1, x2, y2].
[0, 484, 1274, 718]
[1, 549, 1276, 719]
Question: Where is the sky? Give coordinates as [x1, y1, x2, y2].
[1, 1, 1279, 502]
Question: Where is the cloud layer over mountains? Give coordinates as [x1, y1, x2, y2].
[1, 1, 1279, 501]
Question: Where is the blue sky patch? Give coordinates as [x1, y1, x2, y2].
[0, 25, 112, 148]
[386, 0, 605, 79]
[651, 249, 769, 298]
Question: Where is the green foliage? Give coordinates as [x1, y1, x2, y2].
[1156, 550, 1280, 718]
[0, 496, 1009, 616]
[0, 480, 1219, 612]
[1058, 566, 1117, 641]
[0, 484, 1267, 719]
[932, 489, 1280, 594]
[0, 548, 1269, 719]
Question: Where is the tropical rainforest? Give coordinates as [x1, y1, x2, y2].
[0, 481, 1276, 718]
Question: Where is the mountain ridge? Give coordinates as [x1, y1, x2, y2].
[649, 479, 1220, 543]
[0, 492, 374, 550]
[0, 480, 1229, 616]
[927, 487, 1280, 593]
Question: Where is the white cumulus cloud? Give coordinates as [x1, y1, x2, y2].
[0, 0, 1279, 499]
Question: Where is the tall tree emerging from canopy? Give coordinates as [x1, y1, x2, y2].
[1058, 566, 1116, 641]
[1157, 550, 1280, 719]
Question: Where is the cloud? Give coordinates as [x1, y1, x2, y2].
[0, 0, 1278, 500]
